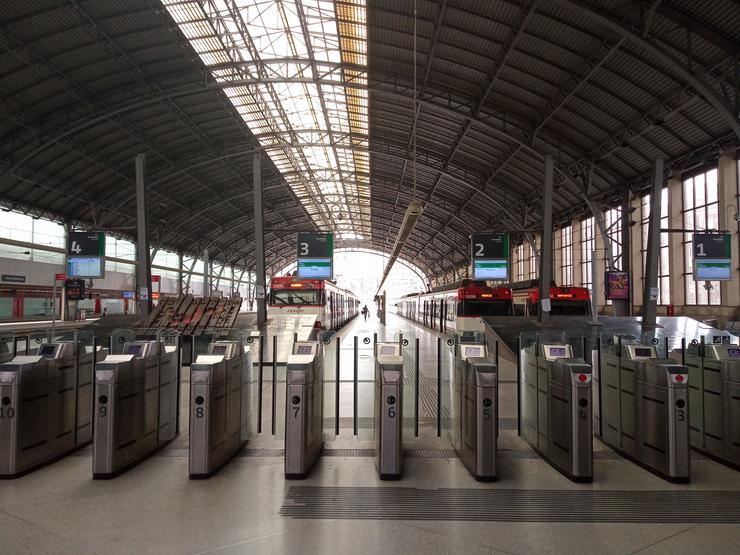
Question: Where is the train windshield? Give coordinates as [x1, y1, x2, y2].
[271, 289, 322, 305]
[550, 300, 591, 316]
[458, 299, 513, 317]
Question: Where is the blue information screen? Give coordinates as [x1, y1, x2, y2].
[472, 259, 509, 280]
[297, 258, 332, 279]
[694, 259, 732, 281]
[67, 256, 104, 278]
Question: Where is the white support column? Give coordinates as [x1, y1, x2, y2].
[668, 177, 685, 309]
[571, 217, 583, 286]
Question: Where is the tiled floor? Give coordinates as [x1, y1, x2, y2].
[2, 313, 739, 554]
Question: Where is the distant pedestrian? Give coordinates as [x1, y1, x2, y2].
[361, 305, 369, 321]
[102, 307, 109, 317]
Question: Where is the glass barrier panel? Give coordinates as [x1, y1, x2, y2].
[0, 331, 13, 363]
[440, 337, 455, 445]
[519, 330, 539, 445]
[321, 334, 337, 440]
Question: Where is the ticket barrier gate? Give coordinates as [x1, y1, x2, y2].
[1, 341, 106, 477]
[189, 340, 253, 478]
[453, 341, 498, 481]
[685, 343, 740, 469]
[522, 343, 593, 482]
[284, 341, 323, 479]
[375, 342, 403, 480]
[93, 340, 178, 478]
[601, 341, 689, 482]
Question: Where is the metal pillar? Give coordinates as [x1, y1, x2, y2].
[614, 187, 632, 316]
[538, 154, 554, 323]
[254, 151, 267, 327]
[642, 159, 663, 328]
[202, 248, 210, 298]
[135, 153, 152, 317]
[177, 252, 184, 295]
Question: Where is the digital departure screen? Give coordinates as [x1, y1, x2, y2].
[39, 344, 57, 356]
[380, 346, 396, 355]
[464, 346, 482, 357]
[728, 348, 740, 357]
[211, 345, 227, 355]
[472, 259, 509, 280]
[297, 258, 332, 279]
[126, 345, 142, 356]
[66, 256, 104, 278]
[296, 345, 313, 355]
[549, 347, 567, 357]
[634, 348, 653, 357]
[694, 259, 732, 281]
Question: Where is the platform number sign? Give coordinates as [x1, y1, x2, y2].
[692, 233, 732, 281]
[67, 231, 106, 279]
[471, 233, 510, 281]
[296, 232, 334, 280]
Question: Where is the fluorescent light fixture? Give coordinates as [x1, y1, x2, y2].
[376, 201, 423, 293]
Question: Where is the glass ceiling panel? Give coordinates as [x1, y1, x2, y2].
[162, 0, 370, 240]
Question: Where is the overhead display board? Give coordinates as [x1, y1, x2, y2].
[693, 233, 732, 281]
[67, 231, 105, 278]
[297, 232, 333, 279]
[470, 233, 510, 280]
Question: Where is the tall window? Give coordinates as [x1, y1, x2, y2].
[682, 168, 720, 305]
[604, 208, 623, 271]
[640, 189, 671, 305]
[560, 225, 573, 286]
[527, 238, 538, 280]
[515, 244, 525, 281]
[580, 217, 594, 289]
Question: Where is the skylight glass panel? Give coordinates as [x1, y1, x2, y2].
[162, 0, 370, 240]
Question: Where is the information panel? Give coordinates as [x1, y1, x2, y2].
[67, 231, 105, 256]
[605, 271, 630, 300]
[297, 258, 332, 279]
[67, 256, 104, 279]
[297, 232, 333, 279]
[64, 279, 86, 301]
[471, 233, 509, 280]
[693, 233, 732, 281]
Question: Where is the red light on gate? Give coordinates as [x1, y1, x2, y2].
[675, 374, 684, 382]
[578, 374, 588, 382]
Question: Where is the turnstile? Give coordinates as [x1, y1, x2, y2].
[375, 342, 403, 480]
[1, 341, 105, 477]
[93, 339, 179, 478]
[601, 341, 689, 482]
[522, 342, 593, 482]
[189, 340, 253, 478]
[284, 341, 323, 478]
[685, 342, 740, 469]
[453, 342, 497, 481]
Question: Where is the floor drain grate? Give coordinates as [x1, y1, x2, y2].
[281, 487, 740, 523]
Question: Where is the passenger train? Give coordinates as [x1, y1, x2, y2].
[509, 279, 592, 316]
[268, 276, 359, 330]
[397, 279, 514, 334]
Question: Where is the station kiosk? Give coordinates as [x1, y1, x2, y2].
[92, 339, 178, 478]
[601, 339, 689, 482]
[189, 340, 253, 478]
[521, 340, 593, 481]
[375, 342, 404, 480]
[453, 340, 498, 481]
[284, 341, 323, 479]
[1, 340, 104, 477]
[685, 340, 740, 469]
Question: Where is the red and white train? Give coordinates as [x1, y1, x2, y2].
[268, 276, 359, 330]
[397, 279, 514, 334]
[509, 279, 592, 316]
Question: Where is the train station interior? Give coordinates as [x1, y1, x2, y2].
[1, 1, 739, 553]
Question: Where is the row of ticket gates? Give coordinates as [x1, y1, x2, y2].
[0, 330, 738, 482]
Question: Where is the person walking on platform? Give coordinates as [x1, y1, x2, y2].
[362, 305, 369, 321]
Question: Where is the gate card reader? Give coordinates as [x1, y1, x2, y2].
[685, 343, 740, 469]
[285, 341, 323, 479]
[1, 341, 96, 478]
[375, 342, 404, 480]
[521, 342, 593, 482]
[93, 340, 178, 478]
[601, 342, 690, 482]
[190, 340, 252, 478]
[453, 342, 498, 481]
